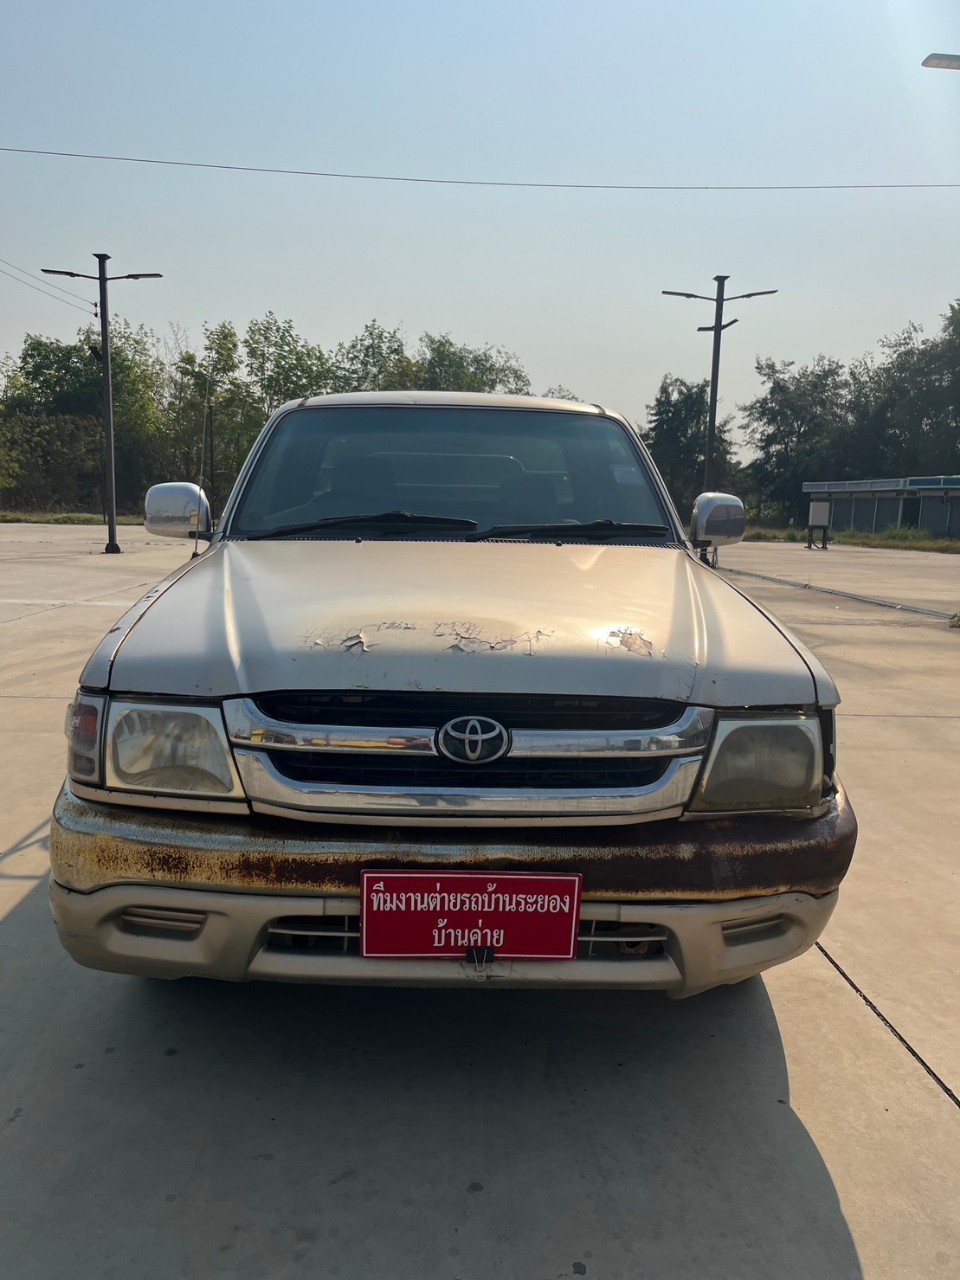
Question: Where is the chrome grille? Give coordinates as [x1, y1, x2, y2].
[267, 915, 359, 954]
[264, 908, 669, 962]
[224, 695, 713, 825]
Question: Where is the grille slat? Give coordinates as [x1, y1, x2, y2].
[254, 691, 685, 732]
[265, 749, 669, 791]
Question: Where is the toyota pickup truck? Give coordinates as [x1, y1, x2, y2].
[50, 391, 857, 996]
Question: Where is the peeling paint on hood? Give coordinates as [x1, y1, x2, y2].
[101, 540, 834, 706]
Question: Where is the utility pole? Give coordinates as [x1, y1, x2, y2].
[206, 393, 216, 521]
[663, 276, 777, 491]
[42, 253, 162, 554]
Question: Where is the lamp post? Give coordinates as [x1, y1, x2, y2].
[42, 253, 162, 554]
[922, 53, 960, 69]
[662, 276, 777, 491]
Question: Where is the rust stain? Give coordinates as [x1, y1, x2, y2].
[51, 786, 857, 902]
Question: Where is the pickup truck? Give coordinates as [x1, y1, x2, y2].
[50, 391, 857, 996]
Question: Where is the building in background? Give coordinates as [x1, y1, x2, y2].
[802, 477, 960, 539]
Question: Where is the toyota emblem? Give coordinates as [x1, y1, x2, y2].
[437, 716, 511, 764]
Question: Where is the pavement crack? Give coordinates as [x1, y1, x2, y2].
[816, 942, 960, 1110]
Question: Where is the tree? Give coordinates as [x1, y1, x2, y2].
[740, 303, 960, 522]
[327, 322, 533, 395]
[412, 333, 531, 394]
[740, 356, 851, 523]
[541, 385, 581, 401]
[869, 310, 960, 476]
[328, 320, 418, 392]
[0, 323, 166, 513]
[644, 376, 734, 516]
[243, 312, 331, 412]
[0, 412, 102, 510]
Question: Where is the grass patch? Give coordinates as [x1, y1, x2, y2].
[0, 511, 141, 526]
[832, 529, 960, 554]
[743, 526, 806, 542]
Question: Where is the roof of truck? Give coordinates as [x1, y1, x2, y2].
[281, 390, 612, 415]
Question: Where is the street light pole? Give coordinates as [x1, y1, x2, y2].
[662, 277, 778, 491]
[701, 276, 732, 493]
[42, 253, 162, 555]
[94, 255, 120, 552]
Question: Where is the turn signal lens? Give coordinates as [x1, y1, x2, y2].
[65, 692, 106, 785]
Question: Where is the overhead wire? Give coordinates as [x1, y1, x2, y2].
[0, 255, 94, 303]
[0, 265, 95, 315]
[1, 145, 959, 193]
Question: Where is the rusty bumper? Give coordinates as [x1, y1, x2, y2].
[50, 781, 857, 901]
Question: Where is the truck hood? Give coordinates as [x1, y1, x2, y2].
[97, 540, 836, 707]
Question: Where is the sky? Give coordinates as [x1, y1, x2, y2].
[2, 0, 959, 449]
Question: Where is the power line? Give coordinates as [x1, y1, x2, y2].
[2, 145, 959, 193]
[0, 255, 94, 303]
[0, 265, 94, 315]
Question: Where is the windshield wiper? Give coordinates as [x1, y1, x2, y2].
[241, 511, 479, 540]
[467, 519, 670, 541]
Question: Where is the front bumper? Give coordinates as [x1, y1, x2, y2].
[48, 782, 856, 996]
[49, 878, 837, 997]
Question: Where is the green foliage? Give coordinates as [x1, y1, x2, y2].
[742, 526, 806, 542]
[741, 524, 960, 553]
[832, 527, 960, 553]
[0, 511, 140, 524]
[328, 323, 532, 395]
[741, 355, 848, 521]
[243, 312, 331, 412]
[0, 412, 103, 510]
[0, 315, 535, 514]
[741, 303, 960, 523]
[6, 297, 956, 523]
[328, 321, 416, 392]
[413, 333, 531, 395]
[643, 375, 735, 516]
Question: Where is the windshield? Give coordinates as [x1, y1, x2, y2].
[228, 405, 670, 537]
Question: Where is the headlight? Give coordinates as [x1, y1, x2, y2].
[65, 692, 107, 785]
[688, 716, 823, 813]
[104, 702, 244, 798]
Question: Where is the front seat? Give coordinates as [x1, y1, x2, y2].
[497, 474, 559, 525]
[324, 457, 398, 514]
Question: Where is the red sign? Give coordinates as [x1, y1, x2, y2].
[360, 871, 582, 960]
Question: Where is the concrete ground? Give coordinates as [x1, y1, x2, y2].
[722, 540, 960, 616]
[1, 525, 958, 1280]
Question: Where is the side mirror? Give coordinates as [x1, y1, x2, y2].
[690, 492, 745, 548]
[145, 482, 212, 540]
